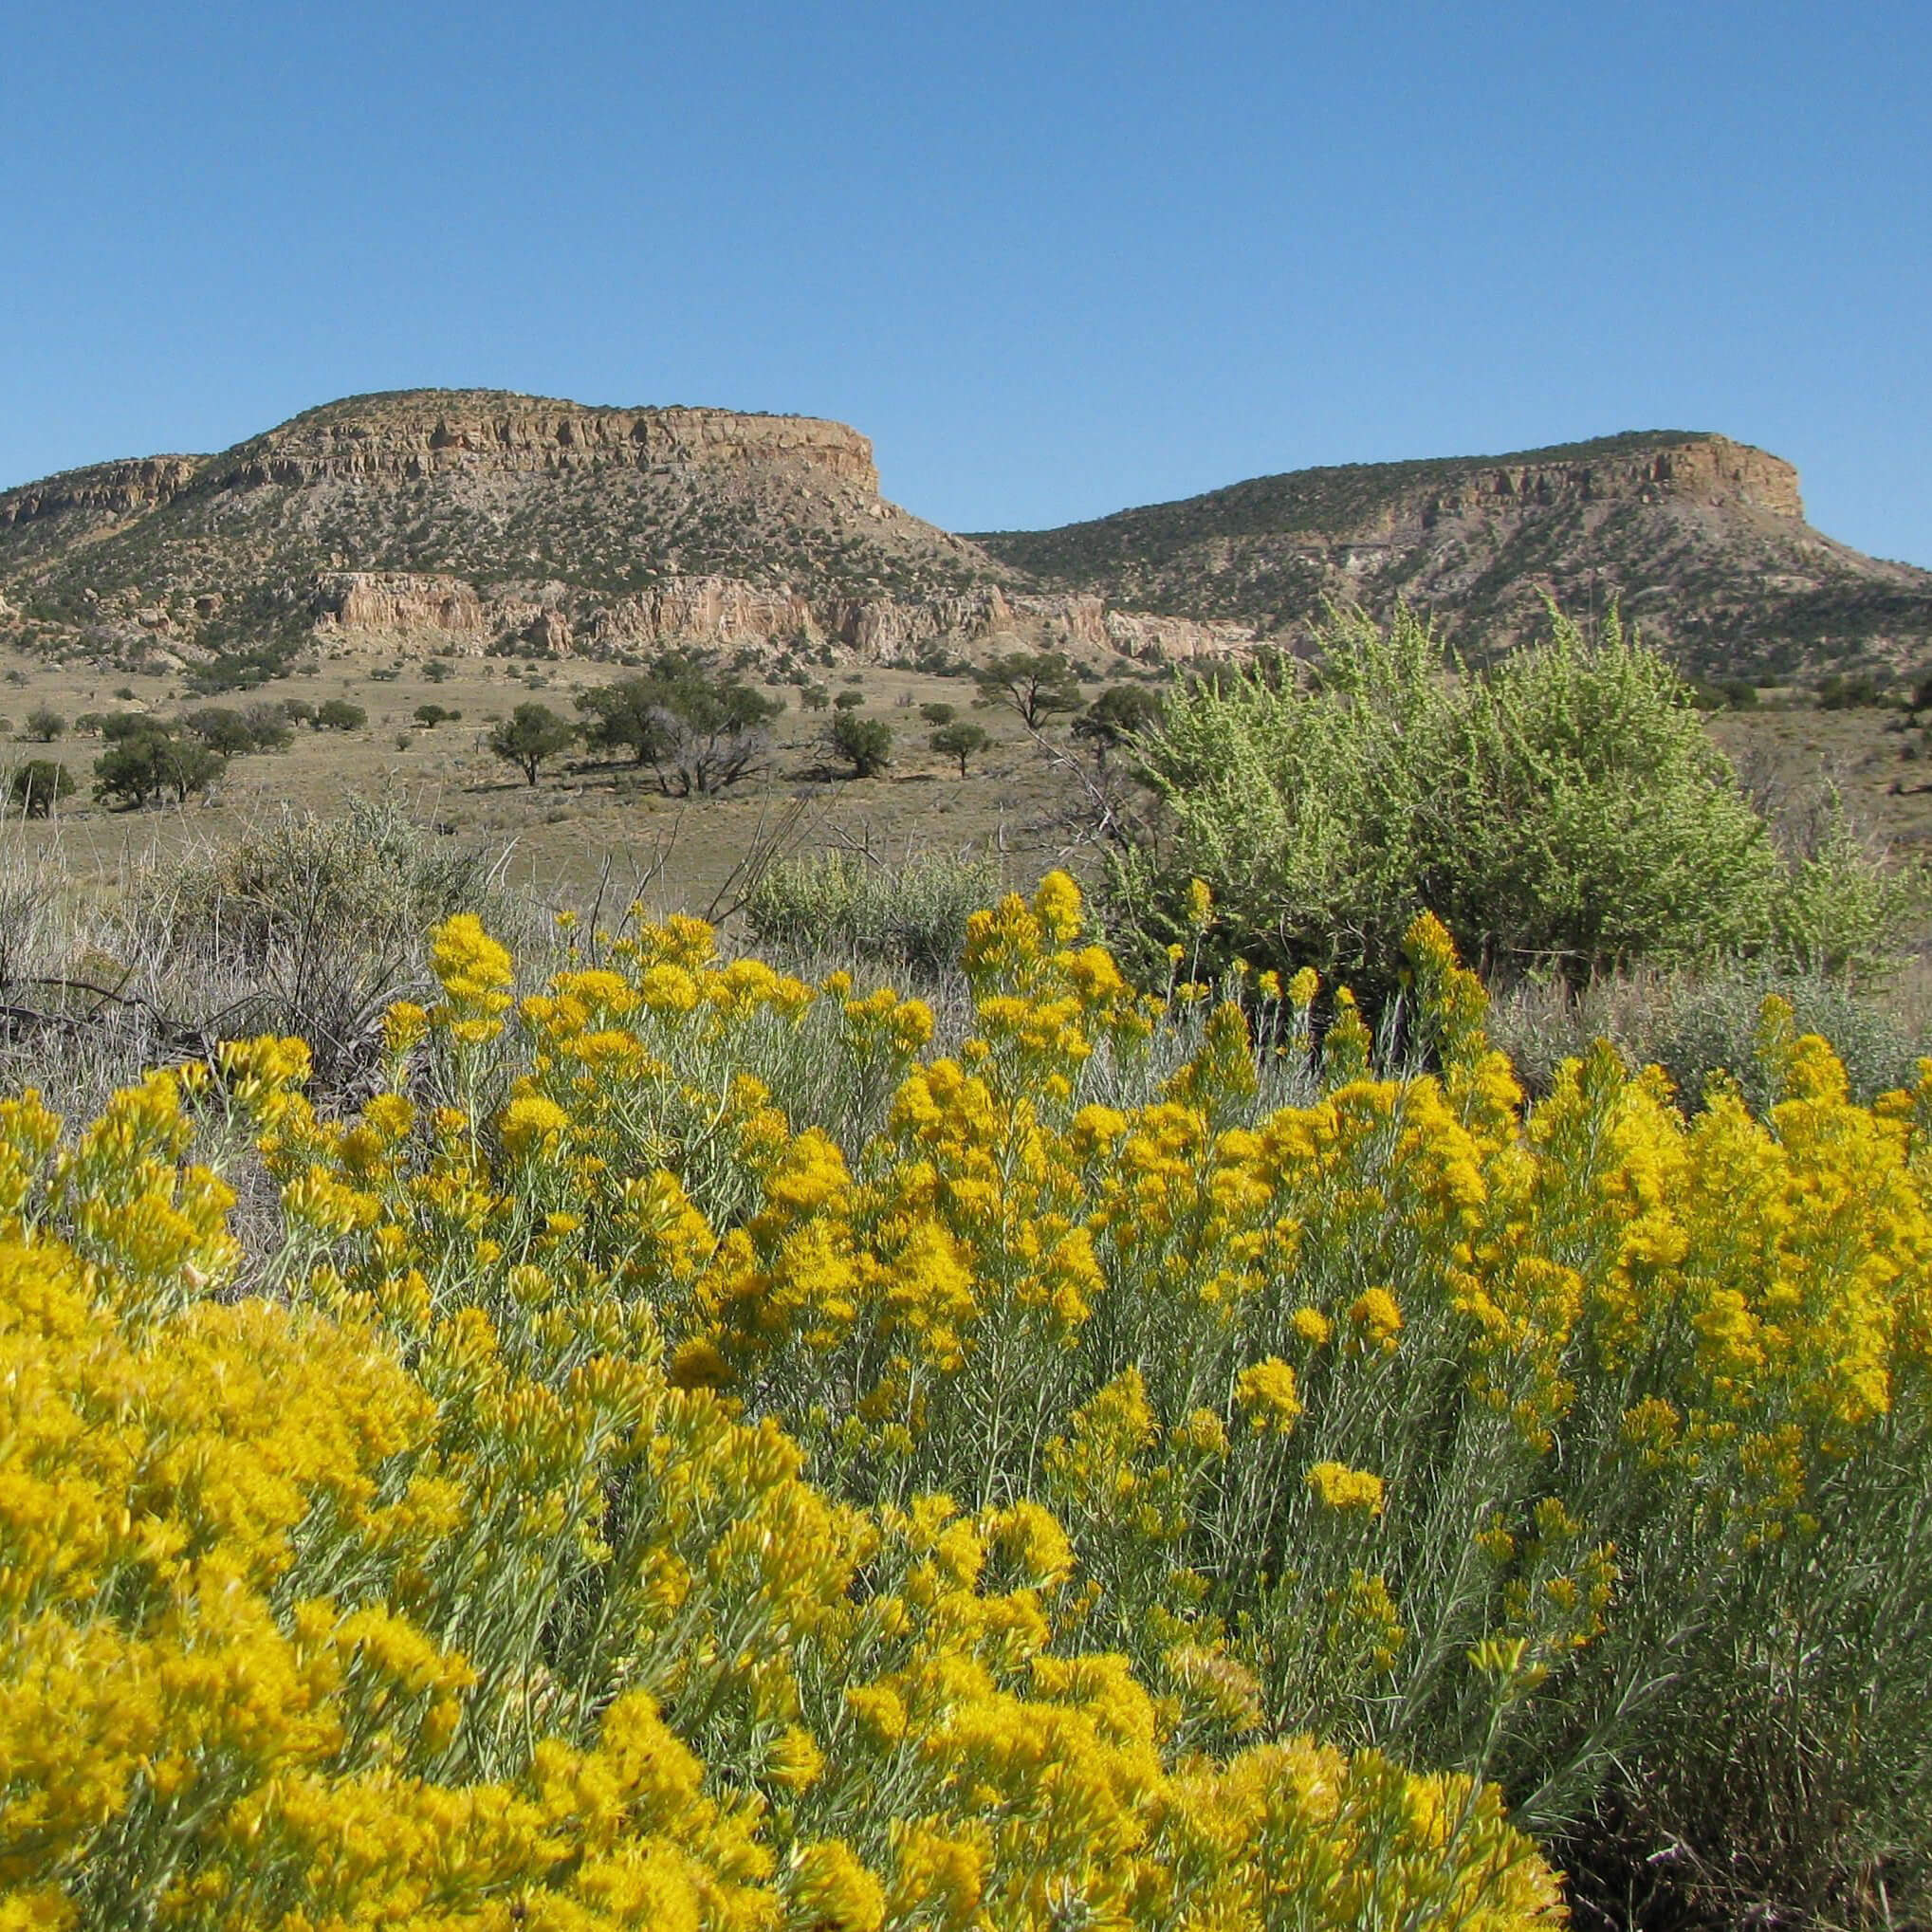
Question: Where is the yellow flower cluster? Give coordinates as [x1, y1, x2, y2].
[0, 884, 1568, 1929]
[9, 874, 1931, 1925]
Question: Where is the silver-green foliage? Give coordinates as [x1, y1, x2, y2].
[745, 849, 1003, 974]
[1113, 604, 1912, 989]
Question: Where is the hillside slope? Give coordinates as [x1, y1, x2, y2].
[7, 403, 1928, 684]
[972, 432, 1932, 680]
[0, 391, 1243, 673]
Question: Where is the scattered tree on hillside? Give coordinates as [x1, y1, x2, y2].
[93, 726, 224, 809]
[919, 701, 957, 727]
[834, 690, 867, 711]
[9, 759, 75, 819]
[185, 708, 257, 758]
[576, 659, 782, 797]
[23, 705, 66, 743]
[315, 699, 368, 732]
[929, 721, 991, 776]
[1073, 683, 1165, 764]
[488, 703, 578, 785]
[972, 651, 1084, 728]
[831, 710, 892, 779]
[242, 701, 295, 749]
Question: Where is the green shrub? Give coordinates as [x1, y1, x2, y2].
[830, 710, 892, 777]
[929, 721, 990, 774]
[1109, 604, 1906, 997]
[973, 649, 1084, 727]
[92, 725, 224, 808]
[575, 661, 781, 795]
[487, 702, 577, 784]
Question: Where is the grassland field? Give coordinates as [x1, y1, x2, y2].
[4, 633, 1930, 932]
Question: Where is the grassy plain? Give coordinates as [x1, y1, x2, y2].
[6, 634, 1931, 930]
[0, 640, 1113, 919]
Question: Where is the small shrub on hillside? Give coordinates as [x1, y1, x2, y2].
[575, 658, 782, 796]
[973, 648, 1085, 727]
[488, 702, 577, 784]
[183, 707, 258, 757]
[92, 724, 223, 808]
[929, 720, 991, 774]
[1816, 670, 1891, 709]
[1074, 681, 1166, 763]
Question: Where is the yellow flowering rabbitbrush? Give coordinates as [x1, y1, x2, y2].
[4, 877, 1930, 1926]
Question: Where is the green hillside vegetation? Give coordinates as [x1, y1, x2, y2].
[976, 430, 1707, 565]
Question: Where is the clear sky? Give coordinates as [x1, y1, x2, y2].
[3, 1, 1927, 562]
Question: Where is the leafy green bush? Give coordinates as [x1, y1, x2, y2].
[91, 724, 224, 808]
[929, 720, 990, 773]
[1111, 604, 1912, 996]
[973, 649, 1084, 727]
[830, 709, 892, 777]
[575, 659, 782, 795]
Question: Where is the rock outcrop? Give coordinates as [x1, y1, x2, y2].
[217, 391, 880, 493]
[310, 572, 490, 639]
[0, 456, 201, 528]
[305, 568, 1253, 665]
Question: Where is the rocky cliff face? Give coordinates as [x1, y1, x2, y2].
[0, 456, 202, 528]
[216, 391, 881, 493]
[305, 568, 1250, 667]
[1409, 437, 1804, 524]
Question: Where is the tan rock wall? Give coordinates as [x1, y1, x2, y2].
[0, 456, 200, 527]
[223, 397, 878, 493]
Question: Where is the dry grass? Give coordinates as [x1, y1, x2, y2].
[0, 639, 1126, 916]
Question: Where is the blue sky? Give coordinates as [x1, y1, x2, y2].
[3, 1, 1927, 561]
